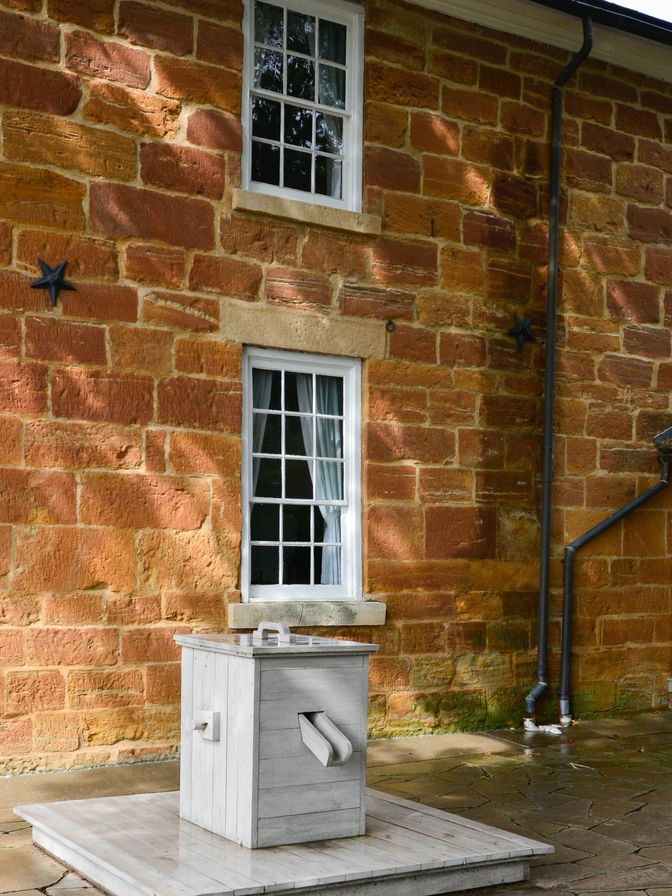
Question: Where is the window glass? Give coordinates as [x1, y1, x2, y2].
[319, 19, 346, 64]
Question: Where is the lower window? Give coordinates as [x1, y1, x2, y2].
[241, 347, 361, 601]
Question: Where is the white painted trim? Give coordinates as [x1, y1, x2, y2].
[241, 0, 365, 212]
[242, 347, 362, 603]
[413, 0, 672, 84]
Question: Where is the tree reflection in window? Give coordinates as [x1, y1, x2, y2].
[250, 0, 347, 200]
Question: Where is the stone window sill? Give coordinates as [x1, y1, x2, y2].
[232, 189, 382, 236]
[228, 600, 386, 629]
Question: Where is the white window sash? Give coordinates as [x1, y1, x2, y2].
[241, 347, 362, 602]
[241, 0, 364, 212]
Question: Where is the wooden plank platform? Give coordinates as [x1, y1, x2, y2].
[16, 788, 552, 896]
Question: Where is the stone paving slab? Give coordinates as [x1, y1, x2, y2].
[1, 711, 672, 896]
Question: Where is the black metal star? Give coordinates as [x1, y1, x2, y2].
[30, 259, 75, 307]
[507, 314, 536, 351]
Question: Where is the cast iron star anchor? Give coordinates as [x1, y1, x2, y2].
[31, 259, 75, 307]
[507, 314, 536, 351]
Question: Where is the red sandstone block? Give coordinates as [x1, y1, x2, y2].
[0, 57, 80, 115]
[586, 406, 633, 441]
[146, 663, 181, 705]
[368, 384, 426, 423]
[17, 231, 118, 282]
[0, 718, 32, 755]
[367, 504, 423, 561]
[441, 84, 498, 125]
[145, 429, 167, 473]
[606, 279, 660, 323]
[418, 467, 472, 502]
[423, 156, 490, 205]
[425, 506, 496, 559]
[0, 164, 84, 231]
[190, 255, 262, 299]
[440, 246, 484, 295]
[439, 332, 486, 368]
[428, 389, 478, 427]
[220, 216, 297, 263]
[565, 148, 613, 192]
[616, 104, 662, 140]
[581, 122, 634, 161]
[124, 244, 185, 289]
[174, 340, 241, 377]
[301, 232, 369, 277]
[196, 21, 243, 69]
[480, 394, 536, 429]
[583, 237, 640, 277]
[433, 23, 506, 64]
[409, 111, 458, 155]
[58, 283, 138, 323]
[428, 48, 477, 84]
[366, 422, 455, 464]
[0, 627, 24, 666]
[159, 0, 241, 21]
[119, 1, 193, 55]
[109, 324, 172, 376]
[48, 0, 115, 32]
[339, 283, 414, 321]
[0, 416, 21, 464]
[0, 9, 59, 62]
[616, 164, 664, 204]
[104, 595, 161, 628]
[0, 360, 47, 414]
[14, 527, 136, 593]
[500, 100, 546, 137]
[388, 324, 436, 363]
[366, 61, 439, 109]
[598, 354, 654, 389]
[0, 469, 76, 524]
[366, 143, 423, 192]
[25, 317, 106, 366]
[367, 28, 426, 71]
[579, 71, 637, 103]
[85, 80, 181, 139]
[25, 420, 142, 470]
[81, 472, 209, 529]
[565, 91, 612, 126]
[371, 237, 438, 286]
[66, 30, 150, 88]
[43, 593, 103, 625]
[628, 205, 672, 244]
[121, 628, 183, 663]
[144, 290, 219, 333]
[492, 173, 538, 219]
[51, 368, 154, 424]
[211, 477, 241, 534]
[6, 670, 65, 713]
[645, 248, 672, 286]
[265, 267, 330, 306]
[158, 376, 241, 432]
[169, 430, 241, 475]
[476, 469, 533, 505]
[462, 125, 514, 170]
[365, 464, 416, 502]
[0, 222, 10, 266]
[602, 617, 655, 646]
[383, 194, 459, 240]
[140, 143, 225, 199]
[155, 55, 241, 114]
[623, 326, 670, 359]
[27, 626, 118, 666]
[0, 594, 40, 627]
[90, 182, 215, 250]
[639, 139, 672, 175]
[365, 102, 407, 148]
[463, 210, 516, 250]
[68, 668, 144, 709]
[187, 108, 241, 152]
[0, 314, 21, 357]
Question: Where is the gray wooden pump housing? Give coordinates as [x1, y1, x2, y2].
[175, 622, 378, 849]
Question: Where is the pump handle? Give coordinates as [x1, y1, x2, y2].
[253, 621, 292, 643]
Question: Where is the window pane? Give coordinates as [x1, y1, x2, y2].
[287, 55, 314, 100]
[284, 105, 312, 148]
[284, 371, 302, 412]
[254, 47, 283, 93]
[285, 415, 311, 456]
[287, 10, 315, 55]
[251, 503, 279, 541]
[255, 1, 283, 46]
[258, 412, 281, 454]
[315, 113, 343, 155]
[251, 141, 280, 185]
[284, 148, 311, 192]
[283, 545, 311, 584]
[316, 375, 343, 415]
[283, 504, 311, 541]
[251, 545, 279, 584]
[252, 96, 281, 141]
[316, 460, 343, 499]
[315, 157, 342, 198]
[285, 459, 313, 498]
[318, 64, 345, 109]
[254, 457, 281, 497]
[314, 545, 341, 584]
[319, 19, 346, 65]
[313, 506, 325, 541]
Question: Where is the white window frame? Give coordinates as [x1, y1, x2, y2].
[241, 0, 364, 212]
[241, 347, 362, 602]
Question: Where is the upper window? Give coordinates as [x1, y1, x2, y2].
[241, 348, 361, 601]
[241, 0, 364, 212]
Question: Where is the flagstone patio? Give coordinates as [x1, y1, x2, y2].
[1, 710, 671, 896]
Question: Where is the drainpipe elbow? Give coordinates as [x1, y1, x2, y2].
[525, 679, 548, 716]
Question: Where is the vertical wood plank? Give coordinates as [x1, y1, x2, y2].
[211, 652, 229, 838]
[178, 646, 193, 823]
[191, 648, 216, 831]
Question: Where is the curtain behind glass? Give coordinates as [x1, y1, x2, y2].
[296, 373, 343, 585]
[252, 369, 273, 492]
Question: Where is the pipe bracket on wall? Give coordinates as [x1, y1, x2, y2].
[299, 711, 353, 767]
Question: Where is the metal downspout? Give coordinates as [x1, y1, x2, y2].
[525, 16, 593, 722]
[559, 456, 671, 725]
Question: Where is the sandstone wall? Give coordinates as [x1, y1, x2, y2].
[0, 0, 671, 771]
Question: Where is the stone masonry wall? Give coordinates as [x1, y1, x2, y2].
[0, 0, 671, 771]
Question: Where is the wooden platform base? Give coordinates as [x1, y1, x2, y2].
[16, 789, 552, 896]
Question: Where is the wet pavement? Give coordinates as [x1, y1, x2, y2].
[1, 710, 671, 895]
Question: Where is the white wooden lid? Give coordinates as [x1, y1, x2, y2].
[175, 621, 378, 658]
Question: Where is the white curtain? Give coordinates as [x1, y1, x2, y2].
[252, 369, 273, 493]
[296, 373, 342, 585]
